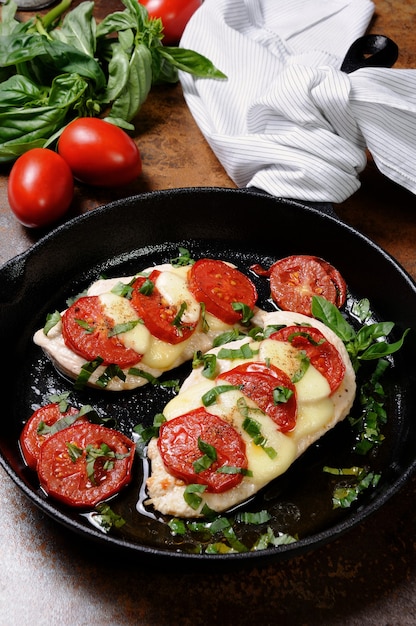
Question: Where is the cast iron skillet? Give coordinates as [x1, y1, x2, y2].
[1, 187, 416, 568]
[0, 35, 409, 567]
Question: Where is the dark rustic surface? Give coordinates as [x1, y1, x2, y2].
[2, 1, 416, 624]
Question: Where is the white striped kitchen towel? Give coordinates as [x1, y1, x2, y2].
[179, 0, 416, 202]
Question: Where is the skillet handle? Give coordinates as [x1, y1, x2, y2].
[340, 34, 399, 74]
[248, 34, 399, 215]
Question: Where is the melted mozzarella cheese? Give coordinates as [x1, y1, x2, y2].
[98, 292, 151, 356]
[145, 312, 356, 518]
[155, 268, 200, 324]
[33, 264, 245, 391]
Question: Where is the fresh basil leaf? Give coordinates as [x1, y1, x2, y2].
[108, 43, 153, 122]
[158, 46, 227, 79]
[358, 328, 410, 360]
[51, 0, 96, 58]
[311, 295, 355, 342]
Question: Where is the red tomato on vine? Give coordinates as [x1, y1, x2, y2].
[140, 0, 202, 45]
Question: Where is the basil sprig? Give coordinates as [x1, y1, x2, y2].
[311, 295, 409, 371]
[0, 0, 226, 162]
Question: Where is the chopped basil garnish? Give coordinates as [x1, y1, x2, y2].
[66, 442, 83, 463]
[251, 528, 297, 551]
[202, 384, 241, 407]
[168, 517, 187, 535]
[193, 437, 217, 473]
[134, 414, 166, 458]
[93, 503, 126, 532]
[166, 509, 297, 554]
[170, 247, 195, 267]
[217, 342, 258, 360]
[96, 364, 126, 388]
[108, 320, 140, 337]
[43, 310, 61, 335]
[192, 351, 217, 379]
[184, 484, 207, 510]
[47, 392, 71, 412]
[84, 442, 130, 485]
[273, 386, 293, 404]
[216, 465, 253, 477]
[287, 330, 324, 346]
[235, 510, 272, 524]
[213, 328, 248, 347]
[37, 411, 80, 436]
[200, 302, 209, 333]
[75, 318, 95, 334]
[74, 357, 104, 390]
[128, 367, 179, 391]
[221, 526, 249, 553]
[241, 411, 277, 460]
[232, 302, 254, 326]
[139, 278, 154, 295]
[291, 352, 310, 383]
[171, 301, 188, 334]
[262, 324, 286, 338]
[111, 281, 134, 299]
[349, 358, 388, 454]
[65, 442, 131, 486]
[248, 326, 266, 340]
[323, 465, 381, 509]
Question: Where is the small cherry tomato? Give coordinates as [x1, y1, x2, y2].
[7, 148, 74, 228]
[140, 0, 202, 45]
[58, 118, 142, 187]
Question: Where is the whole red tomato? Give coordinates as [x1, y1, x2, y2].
[8, 148, 74, 228]
[58, 118, 142, 187]
[141, 0, 202, 45]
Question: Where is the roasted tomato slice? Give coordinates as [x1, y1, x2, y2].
[158, 407, 248, 493]
[37, 422, 136, 508]
[130, 269, 198, 345]
[218, 361, 297, 432]
[20, 403, 84, 471]
[271, 325, 345, 393]
[253, 254, 346, 317]
[61, 295, 142, 367]
[188, 258, 258, 325]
